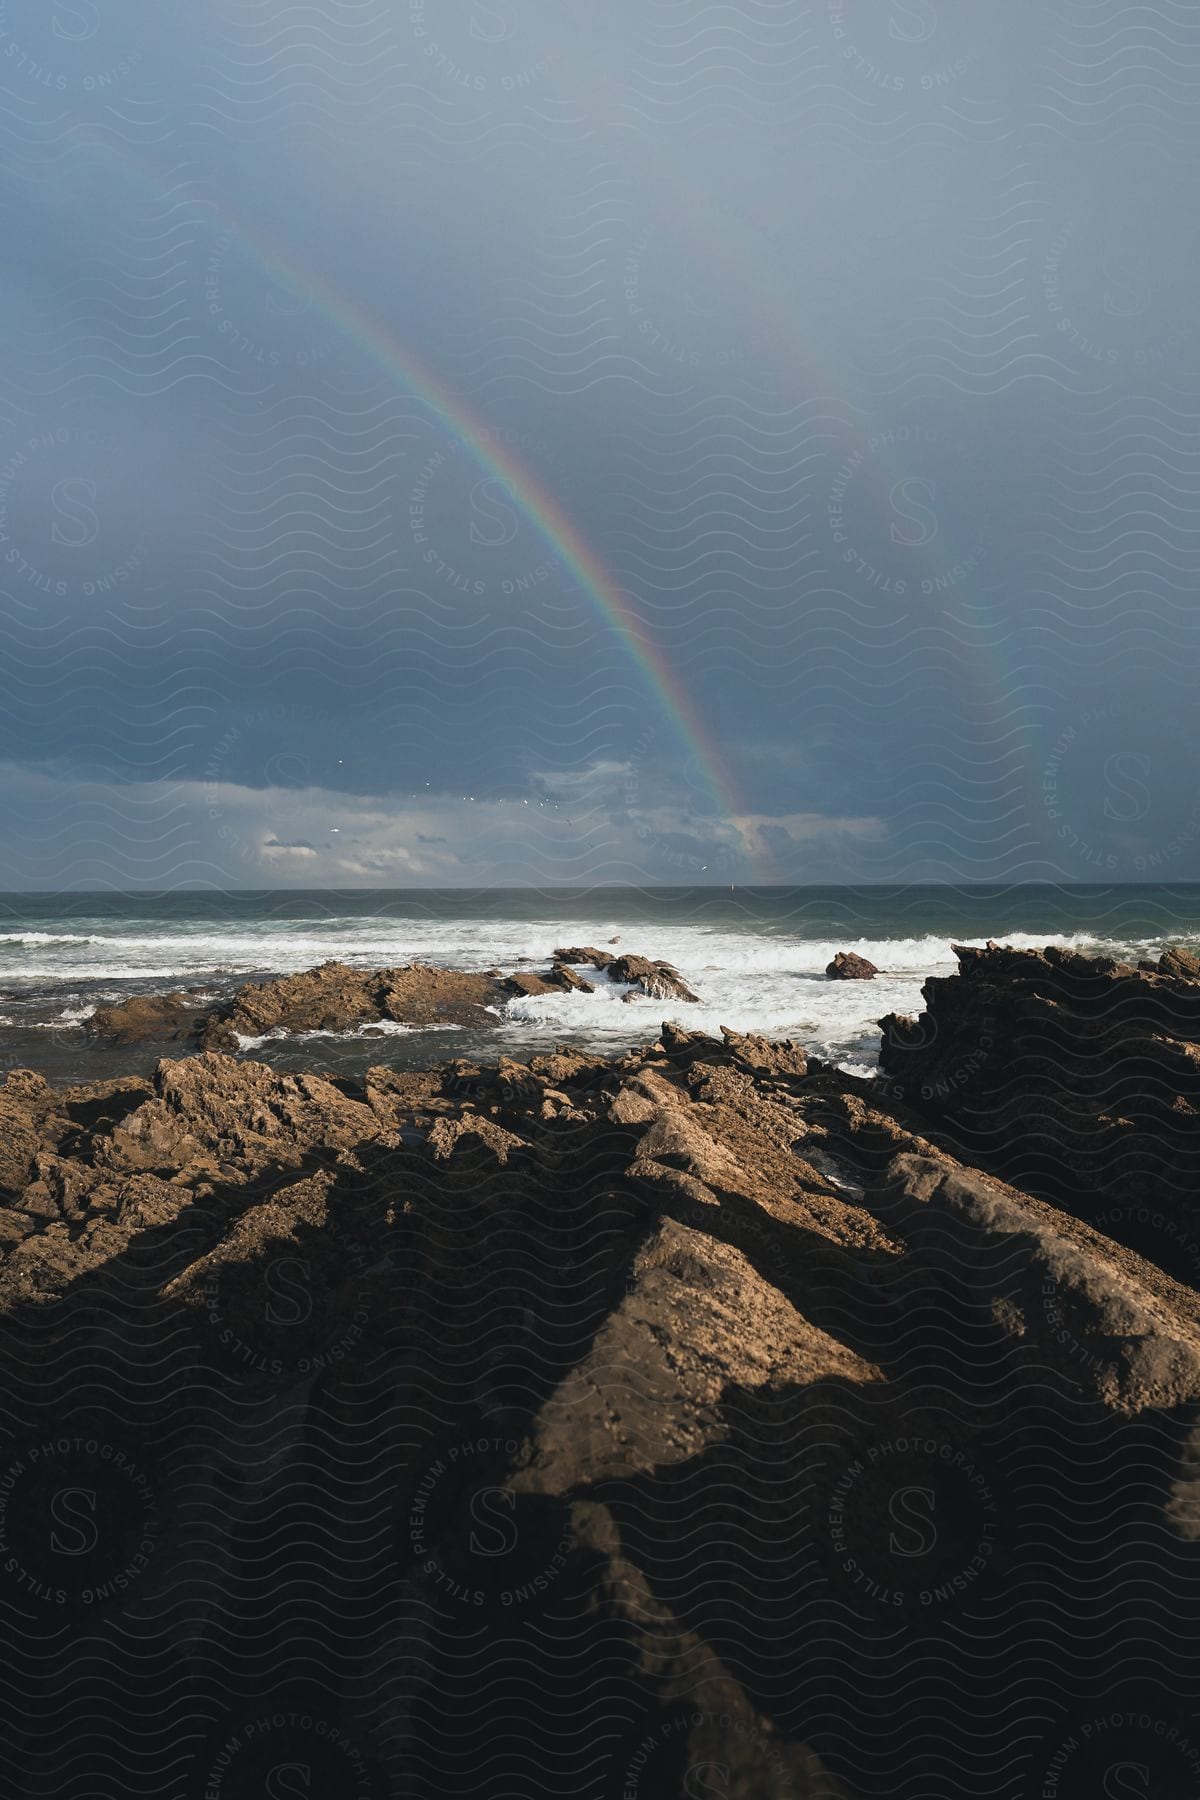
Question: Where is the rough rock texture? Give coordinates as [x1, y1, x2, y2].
[878, 941, 1200, 1281]
[204, 960, 505, 1047]
[89, 960, 507, 1049]
[825, 951, 880, 980]
[86, 948, 695, 1049]
[502, 969, 560, 998]
[502, 962, 595, 998]
[88, 991, 208, 1044]
[553, 945, 614, 969]
[3, 944, 1200, 1795]
[546, 961, 595, 993]
[608, 953, 701, 1003]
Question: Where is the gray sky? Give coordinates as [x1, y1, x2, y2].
[0, 2, 1198, 886]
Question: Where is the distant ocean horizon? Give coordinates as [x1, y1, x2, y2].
[2, 883, 1198, 1084]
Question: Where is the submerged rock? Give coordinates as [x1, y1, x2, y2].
[88, 991, 207, 1044]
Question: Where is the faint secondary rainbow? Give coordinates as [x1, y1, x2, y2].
[83, 132, 769, 879]
[626, 156, 1050, 853]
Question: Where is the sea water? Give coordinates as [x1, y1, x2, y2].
[0, 884, 1197, 1084]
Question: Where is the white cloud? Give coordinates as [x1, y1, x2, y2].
[0, 761, 888, 887]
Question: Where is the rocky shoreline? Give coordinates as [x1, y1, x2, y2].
[83, 946, 703, 1051]
[2, 943, 1199, 1795]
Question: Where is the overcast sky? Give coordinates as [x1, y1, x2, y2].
[0, 2, 1197, 887]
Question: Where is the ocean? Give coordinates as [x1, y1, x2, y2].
[2, 885, 1198, 1085]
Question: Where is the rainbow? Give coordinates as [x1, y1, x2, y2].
[82, 132, 771, 879]
[76, 116, 1052, 887]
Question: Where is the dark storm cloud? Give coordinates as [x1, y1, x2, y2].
[0, 3, 1197, 884]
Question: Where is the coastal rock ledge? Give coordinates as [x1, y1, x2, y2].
[86, 948, 702, 1050]
[3, 942, 1200, 1792]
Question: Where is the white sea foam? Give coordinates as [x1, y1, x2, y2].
[233, 1019, 439, 1052]
[490, 930, 1132, 1071]
[0, 910, 1186, 1074]
[233, 1029, 287, 1052]
[27, 1006, 97, 1029]
[0, 932, 108, 946]
[0, 922, 1110, 983]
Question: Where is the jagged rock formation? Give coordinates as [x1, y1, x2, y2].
[4, 943, 1200, 1794]
[85, 949, 700, 1054]
[825, 952, 880, 980]
[554, 945, 615, 968]
[878, 941, 1200, 1284]
[87, 958, 506, 1051]
[606, 954, 700, 1003]
[503, 962, 595, 998]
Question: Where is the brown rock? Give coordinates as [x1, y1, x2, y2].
[825, 951, 880, 980]
[1160, 945, 1200, 980]
[377, 964, 503, 1028]
[502, 970, 559, 998]
[720, 1026, 809, 1078]
[98, 1053, 378, 1180]
[425, 1114, 526, 1167]
[2, 1069, 50, 1099]
[546, 962, 594, 993]
[608, 953, 700, 1002]
[206, 961, 376, 1044]
[502, 964, 596, 996]
[1, 992, 1197, 1792]
[201, 959, 505, 1049]
[552, 945, 613, 969]
[88, 991, 206, 1044]
[877, 940, 1200, 1276]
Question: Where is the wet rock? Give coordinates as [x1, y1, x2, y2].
[76, 950, 700, 1054]
[502, 970, 559, 998]
[608, 953, 700, 1002]
[376, 964, 503, 1028]
[88, 991, 206, 1044]
[546, 962, 594, 993]
[825, 951, 879, 980]
[200, 960, 504, 1047]
[553, 945, 613, 969]
[504, 963, 596, 997]
[202, 961, 378, 1048]
[88, 961, 508, 1052]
